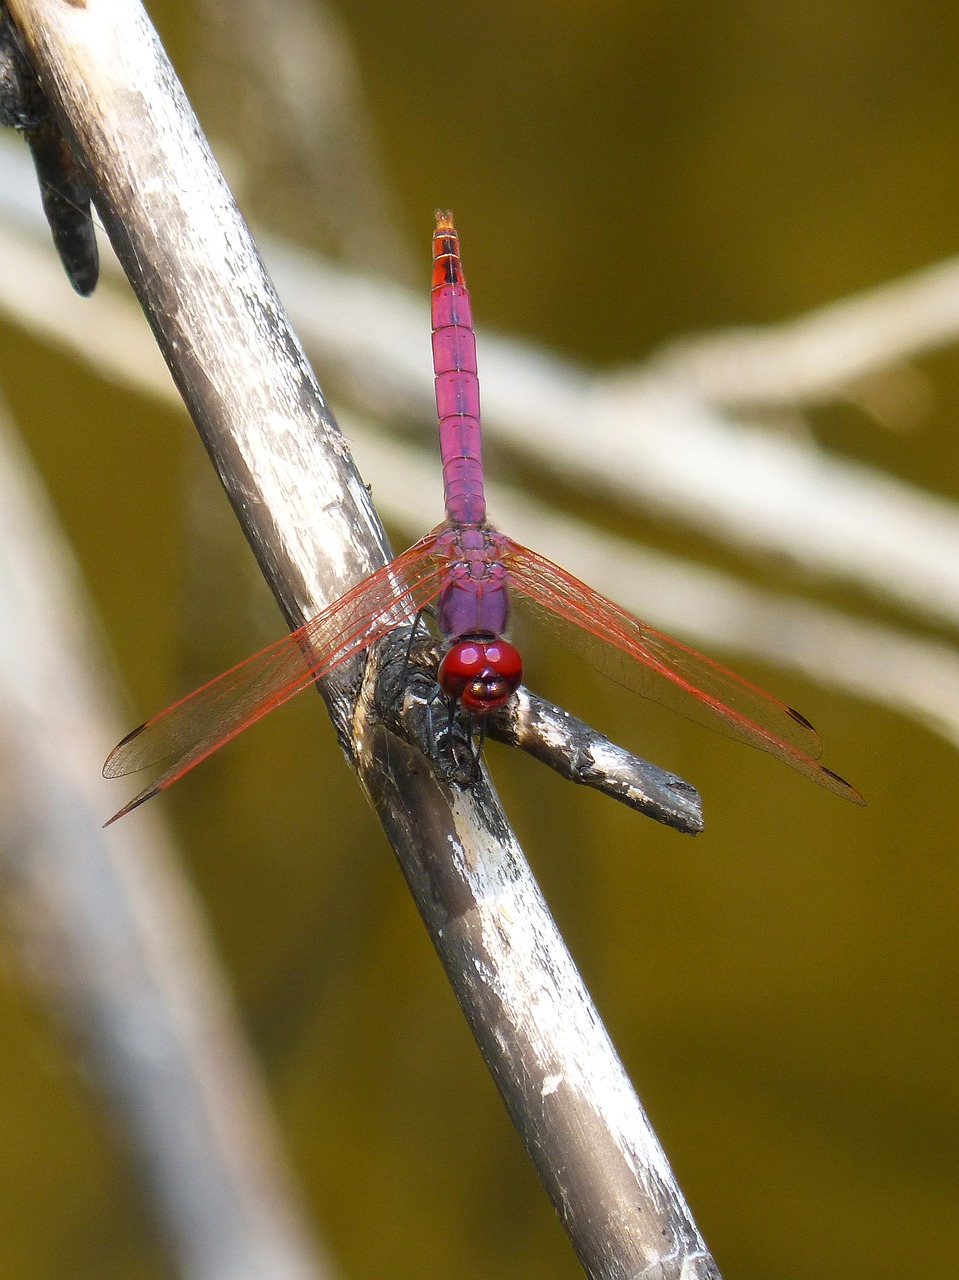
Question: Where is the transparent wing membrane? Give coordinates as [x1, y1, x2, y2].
[502, 539, 863, 805]
[103, 208, 860, 822]
[103, 536, 448, 822]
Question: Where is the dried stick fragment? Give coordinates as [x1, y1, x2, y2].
[8, 0, 724, 1275]
[376, 630, 704, 835]
[488, 688, 704, 833]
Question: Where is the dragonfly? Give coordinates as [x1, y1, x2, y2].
[104, 211, 863, 822]
[0, 4, 99, 295]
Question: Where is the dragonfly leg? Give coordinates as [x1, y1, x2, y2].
[472, 715, 487, 775]
[421, 682, 478, 787]
[373, 627, 476, 786]
[403, 606, 435, 672]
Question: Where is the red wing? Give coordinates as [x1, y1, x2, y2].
[103, 535, 449, 822]
[502, 539, 863, 804]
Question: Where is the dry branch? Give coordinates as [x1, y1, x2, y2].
[3, 1, 723, 1275]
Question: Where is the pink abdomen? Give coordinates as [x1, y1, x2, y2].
[432, 214, 486, 526]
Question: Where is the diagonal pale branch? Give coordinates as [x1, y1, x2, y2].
[254, 235, 959, 632]
[0, 166, 956, 753]
[0, 183, 955, 754]
[194, 0, 412, 280]
[647, 253, 959, 408]
[353, 426, 959, 752]
[7, 0, 724, 1276]
[3, 121, 959, 630]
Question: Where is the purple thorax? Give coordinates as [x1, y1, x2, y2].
[435, 526, 510, 640]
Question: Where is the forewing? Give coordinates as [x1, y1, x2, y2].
[103, 536, 448, 821]
[502, 539, 863, 804]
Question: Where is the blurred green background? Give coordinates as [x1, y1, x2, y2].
[0, 1, 957, 1278]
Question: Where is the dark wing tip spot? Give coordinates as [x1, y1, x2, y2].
[103, 786, 159, 828]
[822, 766, 866, 806]
[117, 721, 147, 748]
[787, 705, 816, 732]
[102, 722, 146, 777]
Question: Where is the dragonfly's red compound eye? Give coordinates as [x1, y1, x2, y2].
[438, 638, 523, 712]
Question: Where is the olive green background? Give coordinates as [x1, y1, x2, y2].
[0, 2, 957, 1278]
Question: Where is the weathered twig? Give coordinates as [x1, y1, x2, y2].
[8, 0, 723, 1275]
[487, 688, 704, 831]
[376, 630, 704, 835]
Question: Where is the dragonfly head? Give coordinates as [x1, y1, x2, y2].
[438, 634, 523, 713]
